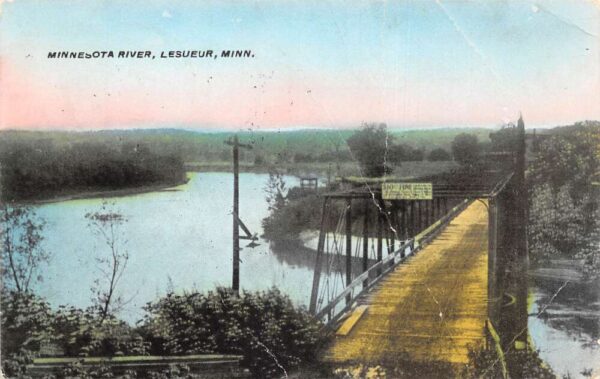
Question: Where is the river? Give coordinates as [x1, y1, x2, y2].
[32, 172, 599, 374]
[34, 172, 338, 323]
[529, 278, 600, 377]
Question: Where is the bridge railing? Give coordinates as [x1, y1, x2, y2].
[315, 199, 471, 327]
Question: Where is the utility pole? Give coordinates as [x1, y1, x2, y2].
[224, 135, 253, 295]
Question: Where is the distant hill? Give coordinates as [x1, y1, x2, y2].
[7, 123, 595, 165]
[0, 126, 495, 159]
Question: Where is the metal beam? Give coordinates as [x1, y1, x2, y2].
[345, 198, 353, 288]
[309, 198, 330, 314]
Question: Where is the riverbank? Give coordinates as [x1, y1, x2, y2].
[19, 177, 190, 205]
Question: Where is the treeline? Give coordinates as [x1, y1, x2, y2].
[1, 127, 491, 169]
[0, 137, 186, 201]
[288, 143, 444, 164]
[527, 121, 600, 278]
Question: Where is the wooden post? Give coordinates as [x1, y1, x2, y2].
[232, 136, 240, 294]
[225, 136, 253, 295]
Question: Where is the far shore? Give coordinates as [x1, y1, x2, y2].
[14, 159, 457, 206]
[20, 178, 190, 206]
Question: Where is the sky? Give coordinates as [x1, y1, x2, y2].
[0, 0, 599, 130]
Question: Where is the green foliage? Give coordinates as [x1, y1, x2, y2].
[1, 204, 51, 293]
[388, 144, 425, 163]
[57, 360, 116, 379]
[451, 133, 480, 166]
[0, 137, 185, 201]
[427, 147, 451, 161]
[262, 190, 323, 242]
[529, 122, 599, 199]
[261, 172, 326, 242]
[0, 127, 492, 164]
[462, 346, 555, 379]
[329, 353, 454, 378]
[142, 287, 325, 378]
[264, 171, 288, 212]
[1, 290, 149, 359]
[489, 123, 521, 153]
[1, 349, 36, 378]
[52, 305, 149, 357]
[1, 291, 54, 356]
[528, 122, 600, 277]
[529, 184, 589, 259]
[346, 123, 393, 177]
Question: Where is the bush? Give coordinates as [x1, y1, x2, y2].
[1, 291, 54, 356]
[462, 346, 555, 378]
[142, 287, 326, 378]
[427, 148, 451, 161]
[52, 306, 149, 357]
[262, 192, 323, 241]
[1, 289, 148, 362]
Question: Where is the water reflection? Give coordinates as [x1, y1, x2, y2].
[270, 240, 377, 278]
[529, 278, 600, 376]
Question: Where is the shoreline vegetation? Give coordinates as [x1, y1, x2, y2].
[4, 160, 457, 206]
[1, 122, 598, 377]
[18, 177, 190, 206]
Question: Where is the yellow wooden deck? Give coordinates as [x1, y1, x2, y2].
[324, 200, 489, 365]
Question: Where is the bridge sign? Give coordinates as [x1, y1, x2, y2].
[382, 182, 433, 200]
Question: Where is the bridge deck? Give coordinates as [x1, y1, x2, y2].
[324, 200, 488, 365]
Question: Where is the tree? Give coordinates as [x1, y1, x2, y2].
[264, 170, 287, 212]
[253, 153, 265, 166]
[451, 133, 480, 166]
[1, 204, 51, 293]
[346, 123, 393, 177]
[85, 201, 129, 324]
[528, 123, 600, 278]
[410, 148, 425, 162]
[489, 123, 520, 153]
[427, 148, 451, 161]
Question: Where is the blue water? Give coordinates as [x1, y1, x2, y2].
[34, 172, 327, 323]
[529, 280, 600, 377]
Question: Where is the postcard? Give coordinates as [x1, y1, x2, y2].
[1, 1, 598, 378]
